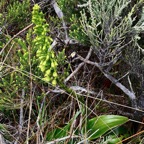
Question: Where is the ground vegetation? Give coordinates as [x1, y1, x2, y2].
[0, 0, 144, 143]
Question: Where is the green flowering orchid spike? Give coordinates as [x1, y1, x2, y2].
[32, 4, 58, 86]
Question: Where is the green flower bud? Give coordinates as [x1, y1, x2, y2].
[52, 79, 57, 86]
[45, 69, 51, 75]
[43, 77, 51, 82]
[51, 62, 55, 68]
[53, 71, 58, 77]
[33, 4, 40, 11]
[39, 65, 45, 72]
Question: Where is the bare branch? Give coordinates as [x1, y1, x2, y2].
[19, 89, 25, 135]
[50, 85, 97, 95]
[128, 75, 134, 93]
[76, 54, 137, 107]
[46, 135, 79, 144]
[65, 48, 92, 82]
[51, 0, 69, 41]
[14, 89, 25, 144]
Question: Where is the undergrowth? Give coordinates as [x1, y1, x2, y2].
[0, 0, 144, 144]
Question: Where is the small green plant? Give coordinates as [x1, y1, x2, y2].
[16, 4, 68, 86]
[1, 1, 143, 143]
[6, 0, 30, 29]
[69, 14, 88, 44]
[46, 114, 129, 143]
[58, 0, 88, 44]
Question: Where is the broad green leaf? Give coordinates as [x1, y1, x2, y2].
[84, 115, 128, 140]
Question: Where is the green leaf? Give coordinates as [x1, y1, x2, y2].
[47, 123, 70, 141]
[46, 111, 81, 141]
[84, 115, 128, 140]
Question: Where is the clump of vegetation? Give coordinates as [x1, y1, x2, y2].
[0, 0, 31, 35]
[58, 0, 88, 44]
[0, 0, 144, 143]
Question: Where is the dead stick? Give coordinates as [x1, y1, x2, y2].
[65, 48, 92, 82]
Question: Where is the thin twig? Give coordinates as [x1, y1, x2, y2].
[36, 93, 48, 144]
[50, 85, 97, 95]
[65, 48, 92, 82]
[128, 75, 134, 93]
[45, 135, 79, 144]
[118, 71, 129, 81]
[51, 0, 69, 41]
[14, 89, 25, 144]
[20, 89, 25, 132]
[70, 86, 97, 95]
[65, 62, 85, 83]
[76, 54, 137, 107]
[26, 45, 34, 144]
